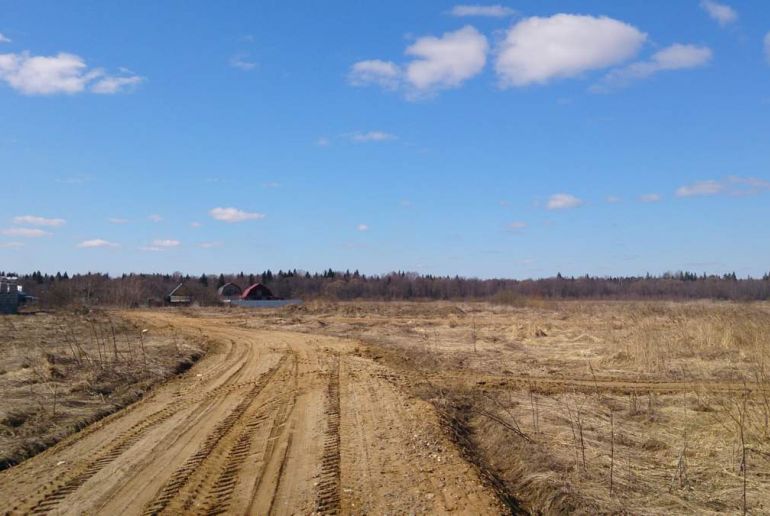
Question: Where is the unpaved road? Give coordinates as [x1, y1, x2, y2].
[0, 311, 503, 515]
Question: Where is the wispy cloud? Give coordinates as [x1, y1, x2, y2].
[700, 0, 738, 26]
[198, 241, 223, 249]
[765, 33, 770, 64]
[147, 214, 163, 223]
[348, 60, 400, 90]
[139, 239, 180, 252]
[0, 51, 143, 95]
[593, 44, 712, 92]
[13, 215, 65, 227]
[449, 5, 515, 18]
[356, 223, 369, 232]
[639, 193, 661, 203]
[77, 239, 119, 248]
[351, 131, 396, 142]
[676, 176, 770, 197]
[606, 196, 622, 204]
[315, 136, 331, 147]
[0, 33, 11, 44]
[0, 241, 23, 249]
[229, 53, 257, 71]
[507, 221, 527, 231]
[546, 193, 583, 210]
[108, 217, 129, 224]
[190, 221, 202, 228]
[2, 227, 51, 238]
[496, 14, 646, 87]
[209, 207, 265, 223]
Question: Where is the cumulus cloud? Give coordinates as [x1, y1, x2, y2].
[2, 227, 50, 237]
[350, 26, 488, 97]
[546, 193, 583, 210]
[348, 59, 400, 89]
[0, 33, 11, 44]
[229, 53, 257, 71]
[593, 44, 712, 92]
[405, 26, 488, 93]
[700, 1, 737, 26]
[676, 176, 770, 197]
[639, 193, 661, 203]
[356, 224, 369, 232]
[77, 239, 119, 248]
[449, 5, 515, 18]
[351, 131, 396, 142]
[495, 14, 646, 87]
[0, 51, 143, 95]
[13, 215, 65, 227]
[209, 207, 266, 223]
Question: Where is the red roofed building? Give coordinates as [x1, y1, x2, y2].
[242, 283, 275, 300]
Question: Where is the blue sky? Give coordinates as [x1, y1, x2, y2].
[1, 1, 769, 278]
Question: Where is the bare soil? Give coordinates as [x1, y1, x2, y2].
[1, 301, 769, 515]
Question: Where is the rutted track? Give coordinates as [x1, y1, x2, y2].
[0, 311, 504, 515]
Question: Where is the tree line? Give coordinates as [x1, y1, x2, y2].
[3, 269, 770, 308]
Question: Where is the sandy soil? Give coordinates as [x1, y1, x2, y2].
[0, 310, 503, 515]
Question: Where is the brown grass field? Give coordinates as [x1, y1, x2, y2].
[1, 300, 769, 514]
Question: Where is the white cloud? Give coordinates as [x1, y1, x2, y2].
[593, 44, 712, 92]
[495, 14, 646, 87]
[139, 246, 163, 252]
[676, 180, 723, 197]
[209, 207, 266, 223]
[229, 53, 257, 71]
[507, 221, 527, 230]
[356, 224, 369, 232]
[147, 214, 163, 223]
[405, 26, 488, 93]
[348, 59, 401, 89]
[546, 193, 583, 210]
[0, 33, 11, 44]
[91, 75, 144, 94]
[0, 51, 142, 95]
[12, 215, 65, 227]
[0, 242, 23, 249]
[765, 32, 770, 63]
[198, 241, 223, 249]
[190, 221, 202, 228]
[700, 1, 737, 26]
[151, 239, 180, 248]
[606, 196, 622, 204]
[316, 136, 331, 147]
[676, 176, 770, 197]
[108, 217, 129, 224]
[450, 5, 515, 18]
[2, 227, 50, 237]
[639, 193, 661, 203]
[351, 131, 396, 142]
[77, 239, 119, 248]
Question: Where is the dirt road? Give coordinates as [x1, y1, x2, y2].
[0, 311, 503, 515]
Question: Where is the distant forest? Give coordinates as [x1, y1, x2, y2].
[4, 269, 770, 308]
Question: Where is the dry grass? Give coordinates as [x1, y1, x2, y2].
[230, 300, 770, 514]
[0, 310, 204, 469]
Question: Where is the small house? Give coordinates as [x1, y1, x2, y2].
[217, 282, 243, 301]
[165, 283, 192, 305]
[242, 283, 275, 301]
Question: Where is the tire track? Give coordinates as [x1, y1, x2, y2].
[315, 353, 341, 515]
[142, 353, 289, 515]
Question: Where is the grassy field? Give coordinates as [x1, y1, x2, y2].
[232, 300, 770, 514]
[0, 311, 204, 469]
